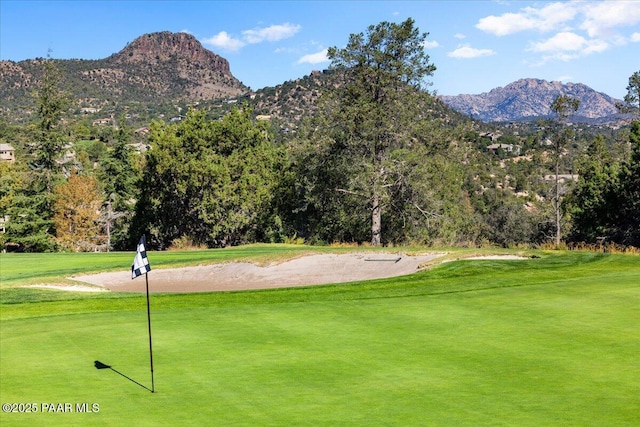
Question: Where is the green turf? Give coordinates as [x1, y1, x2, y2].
[1, 249, 639, 426]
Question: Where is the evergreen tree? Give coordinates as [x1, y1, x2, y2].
[567, 135, 619, 243]
[1, 60, 69, 251]
[314, 18, 437, 246]
[132, 107, 285, 249]
[613, 122, 640, 246]
[98, 119, 139, 250]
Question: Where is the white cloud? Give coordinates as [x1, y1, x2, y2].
[527, 31, 609, 63]
[476, 2, 578, 36]
[423, 40, 439, 49]
[631, 32, 640, 42]
[448, 44, 496, 59]
[454, 33, 466, 39]
[242, 23, 301, 44]
[475, 1, 639, 65]
[580, 1, 640, 38]
[476, 12, 535, 36]
[202, 22, 301, 52]
[202, 31, 245, 52]
[297, 48, 329, 65]
[529, 31, 609, 56]
[477, 1, 640, 40]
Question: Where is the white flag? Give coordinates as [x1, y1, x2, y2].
[132, 235, 151, 279]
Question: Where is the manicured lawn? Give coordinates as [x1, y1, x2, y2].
[1, 248, 638, 426]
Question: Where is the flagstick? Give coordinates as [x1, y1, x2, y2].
[145, 272, 155, 393]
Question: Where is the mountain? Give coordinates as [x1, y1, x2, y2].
[0, 31, 248, 120]
[439, 78, 625, 124]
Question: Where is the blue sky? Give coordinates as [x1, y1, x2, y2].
[1, 1, 639, 99]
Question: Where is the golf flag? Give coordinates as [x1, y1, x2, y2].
[132, 235, 151, 279]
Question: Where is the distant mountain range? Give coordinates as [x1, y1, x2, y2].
[439, 79, 626, 124]
[0, 31, 629, 126]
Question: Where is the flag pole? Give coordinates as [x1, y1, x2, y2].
[145, 271, 155, 393]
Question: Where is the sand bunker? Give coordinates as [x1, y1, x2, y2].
[70, 252, 444, 293]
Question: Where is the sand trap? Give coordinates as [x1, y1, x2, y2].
[70, 252, 443, 293]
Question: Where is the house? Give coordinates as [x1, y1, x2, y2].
[480, 132, 502, 141]
[487, 143, 521, 156]
[92, 118, 112, 126]
[169, 115, 186, 123]
[0, 143, 15, 163]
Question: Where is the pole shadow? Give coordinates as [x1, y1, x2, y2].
[94, 360, 153, 393]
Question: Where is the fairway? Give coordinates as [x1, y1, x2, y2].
[1, 249, 639, 426]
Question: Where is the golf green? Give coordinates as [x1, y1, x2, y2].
[1, 251, 639, 426]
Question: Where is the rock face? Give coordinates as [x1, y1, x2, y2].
[112, 31, 232, 74]
[439, 78, 623, 123]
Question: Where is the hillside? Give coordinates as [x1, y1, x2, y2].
[439, 78, 626, 124]
[0, 31, 248, 121]
[249, 70, 474, 136]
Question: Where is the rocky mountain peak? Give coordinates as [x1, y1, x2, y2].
[112, 31, 231, 75]
[440, 78, 623, 123]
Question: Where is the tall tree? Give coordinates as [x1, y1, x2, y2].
[34, 59, 68, 185]
[567, 135, 619, 243]
[1, 59, 70, 251]
[98, 117, 139, 250]
[613, 121, 640, 247]
[549, 94, 579, 246]
[322, 18, 437, 246]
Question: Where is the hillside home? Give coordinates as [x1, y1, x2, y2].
[487, 143, 521, 156]
[92, 118, 112, 126]
[0, 143, 15, 163]
[480, 132, 501, 141]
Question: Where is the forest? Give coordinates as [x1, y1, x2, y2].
[1, 19, 639, 252]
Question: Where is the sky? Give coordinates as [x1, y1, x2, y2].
[1, 0, 639, 99]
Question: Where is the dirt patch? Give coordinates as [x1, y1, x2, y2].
[70, 252, 444, 293]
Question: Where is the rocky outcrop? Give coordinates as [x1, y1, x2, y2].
[111, 31, 232, 74]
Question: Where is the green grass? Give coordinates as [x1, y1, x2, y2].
[1, 247, 639, 426]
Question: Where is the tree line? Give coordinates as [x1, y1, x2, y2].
[1, 19, 639, 252]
